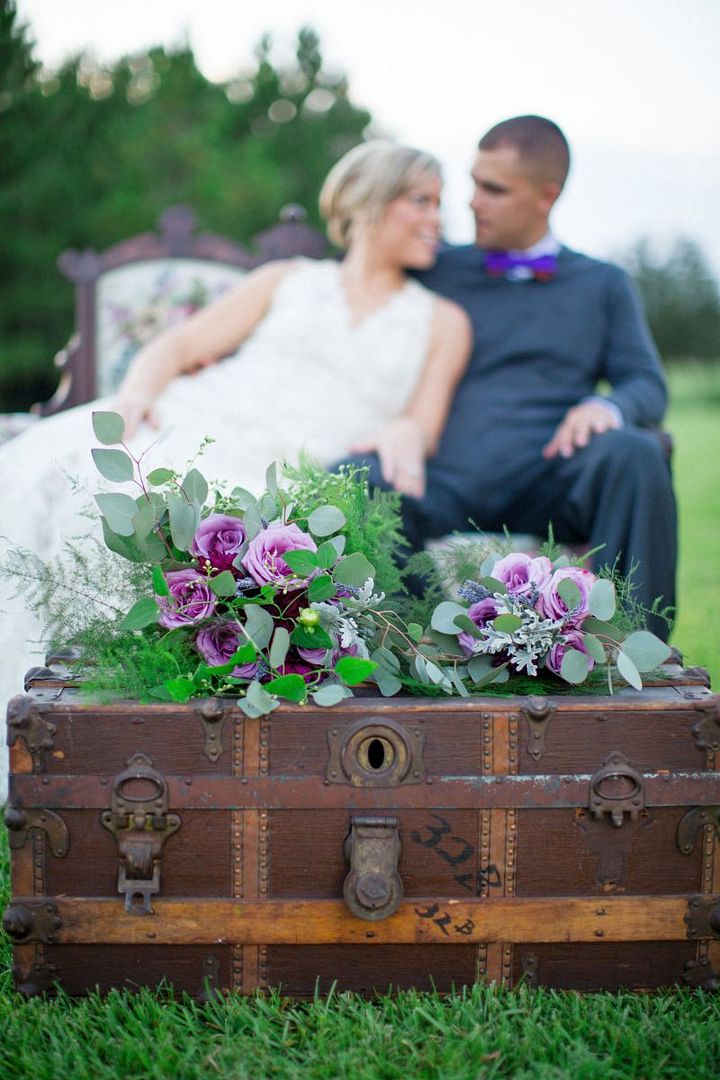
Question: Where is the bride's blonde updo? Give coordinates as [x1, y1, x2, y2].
[319, 141, 442, 249]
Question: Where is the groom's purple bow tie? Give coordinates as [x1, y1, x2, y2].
[484, 251, 558, 281]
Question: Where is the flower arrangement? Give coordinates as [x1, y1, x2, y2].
[82, 410, 671, 712]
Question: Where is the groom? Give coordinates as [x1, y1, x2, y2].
[350, 115, 677, 639]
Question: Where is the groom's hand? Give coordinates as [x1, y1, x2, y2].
[543, 402, 620, 459]
[350, 417, 427, 499]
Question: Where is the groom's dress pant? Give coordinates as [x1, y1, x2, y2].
[338, 426, 677, 642]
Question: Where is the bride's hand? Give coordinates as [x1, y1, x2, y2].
[112, 394, 161, 439]
[350, 417, 427, 499]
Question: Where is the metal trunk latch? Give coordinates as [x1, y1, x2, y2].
[101, 753, 181, 915]
[588, 751, 645, 827]
[343, 816, 403, 921]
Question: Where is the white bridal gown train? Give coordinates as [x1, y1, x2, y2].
[0, 259, 435, 798]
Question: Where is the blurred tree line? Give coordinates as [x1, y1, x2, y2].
[622, 238, 720, 364]
[1, 1, 719, 412]
[0, 0, 371, 410]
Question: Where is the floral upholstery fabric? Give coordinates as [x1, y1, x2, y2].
[96, 259, 247, 395]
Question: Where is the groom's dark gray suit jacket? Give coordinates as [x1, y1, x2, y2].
[407, 243, 676, 633]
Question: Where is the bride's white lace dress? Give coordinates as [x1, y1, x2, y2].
[0, 259, 434, 794]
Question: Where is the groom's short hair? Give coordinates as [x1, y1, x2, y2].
[479, 115, 571, 190]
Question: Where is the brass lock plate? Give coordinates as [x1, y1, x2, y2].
[326, 715, 425, 786]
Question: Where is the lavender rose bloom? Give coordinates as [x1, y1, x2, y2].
[546, 628, 595, 677]
[190, 514, 245, 572]
[195, 620, 258, 678]
[490, 553, 553, 597]
[458, 596, 504, 656]
[157, 569, 216, 628]
[242, 523, 317, 587]
[539, 566, 597, 625]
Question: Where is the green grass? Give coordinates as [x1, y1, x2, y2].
[666, 363, 720, 688]
[1, 363, 719, 1078]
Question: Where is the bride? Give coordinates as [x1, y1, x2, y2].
[0, 140, 471, 788]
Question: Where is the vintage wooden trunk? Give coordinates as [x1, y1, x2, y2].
[4, 657, 720, 997]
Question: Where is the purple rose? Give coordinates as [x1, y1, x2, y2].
[157, 569, 216, 629]
[279, 655, 315, 681]
[458, 597, 504, 657]
[297, 646, 332, 666]
[490, 553, 553, 597]
[546, 628, 595, 677]
[539, 566, 597, 625]
[242, 523, 317, 587]
[190, 514, 245, 572]
[195, 620, 258, 678]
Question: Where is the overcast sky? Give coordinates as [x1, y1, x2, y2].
[18, 0, 720, 272]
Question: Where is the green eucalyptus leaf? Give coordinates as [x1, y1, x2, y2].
[209, 570, 237, 598]
[327, 535, 346, 559]
[557, 578, 582, 610]
[312, 684, 353, 706]
[230, 487, 257, 512]
[308, 504, 346, 537]
[589, 579, 617, 621]
[307, 574, 336, 602]
[453, 613, 482, 638]
[370, 646, 400, 673]
[406, 622, 424, 643]
[492, 614, 522, 634]
[269, 627, 290, 669]
[147, 467, 175, 486]
[265, 673, 307, 702]
[238, 683, 278, 717]
[431, 601, 467, 635]
[243, 604, 275, 650]
[582, 616, 619, 639]
[181, 468, 208, 506]
[424, 659, 452, 689]
[315, 540, 339, 570]
[246, 680, 279, 714]
[479, 554, 498, 577]
[449, 667, 470, 697]
[427, 628, 466, 656]
[168, 494, 199, 551]
[372, 671, 403, 697]
[467, 655, 493, 682]
[92, 410, 125, 445]
[559, 647, 591, 685]
[334, 551, 375, 589]
[242, 503, 263, 542]
[479, 576, 507, 595]
[582, 632, 607, 664]
[95, 492, 138, 537]
[258, 494, 278, 522]
[119, 596, 160, 630]
[100, 517, 146, 563]
[132, 493, 166, 541]
[92, 448, 134, 483]
[265, 462, 278, 499]
[412, 654, 430, 684]
[616, 649, 643, 690]
[620, 631, 672, 673]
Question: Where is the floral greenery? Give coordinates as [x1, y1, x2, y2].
[7, 412, 673, 710]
